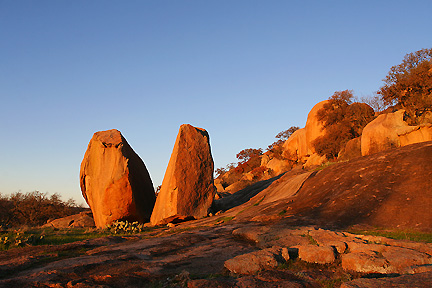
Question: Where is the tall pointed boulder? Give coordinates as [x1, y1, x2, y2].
[150, 124, 216, 225]
[80, 129, 155, 227]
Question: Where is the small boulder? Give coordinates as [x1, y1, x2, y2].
[297, 245, 336, 264]
[341, 271, 432, 288]
[150, 124, 216, 225]
[308, 229, 348, 254]
[44, 211, 95, 228]
[80, 129, 155, 228]
[265, 158, 292, 176]
[224, 247, 283, 274]
[338, 137, 362, 161]
[341, 244, 432, 274]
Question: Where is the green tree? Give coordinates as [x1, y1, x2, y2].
[378, 48, 432, 122]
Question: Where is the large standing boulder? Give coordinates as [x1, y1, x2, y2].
[304, 100, 328, 155]
[80, 129, 155, 228]
[282, 100, 328, 164]
[150, 124, 216, 225]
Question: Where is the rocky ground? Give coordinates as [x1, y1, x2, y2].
[2, 141, 431, 287]
[1, 216, 431, 287]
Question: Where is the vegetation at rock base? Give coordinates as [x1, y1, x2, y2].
[312, 90, 375, 159]
[105, 220, 146, 234]
[378, 48, 432, 123]
[347, 228, 432, 243]
[0, 191, 85, 228]
[0, 228, 109, 251]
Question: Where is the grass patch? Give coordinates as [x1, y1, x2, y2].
[316, 274, 353, 288]
[278, 209, 287, 216]
[253, 196, 266, 206]
[347, 229, 432, 243]
[301, 233, 318, 246]
[40, 229, 110, 245]
[314, 161, 337, 171]
[215, 216, 235, 223]
[0, 228, 112, 250]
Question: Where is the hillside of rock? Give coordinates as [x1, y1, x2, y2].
[218, 141, 432, 232]
[1, 141, 431, 287]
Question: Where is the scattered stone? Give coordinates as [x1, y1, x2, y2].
[281, 247, 290, 262]
[188, 278, 235, 288]
[232, 226, 270, 244]
[308, 228, 348, 254]
[342, 243, 432, 274]
[341, 271, 432, 288]
[150, 124, 216, 225]
[80, 129, 155, 228]
[297, 244, 336, 264]
[404, 264, 432, 274]
[224, 247, 283, 274]
[342, 251, 393, 274]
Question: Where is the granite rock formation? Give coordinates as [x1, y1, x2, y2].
[80, 129, 155, 227]
[361, 109, 432, 156]
[150, 124, 216, 225]
[283, 100, 329, 165]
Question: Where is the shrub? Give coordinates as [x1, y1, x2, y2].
[313, 90, 375, 159]
[106, 220, 146, 234]
[0, 232, 45, 250]
[0, 191, 84, 228]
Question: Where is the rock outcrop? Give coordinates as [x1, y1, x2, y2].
[229, 225, 432, 277]
[150, 124, 216, 225]
[361, 109, 432, 156]
[282, 100, 328, 165]
[43, 211, 95, 228]
[224, 247, 285, 274]
[80, 129, 155, 228]
[222, 141, 432, 231]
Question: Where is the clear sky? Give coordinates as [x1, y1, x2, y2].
[1, 1, 431, 206]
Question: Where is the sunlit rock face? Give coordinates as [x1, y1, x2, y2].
[282, 100, 329, 164]
[361, 110, 432, 156]
[150, 124, 216, 225]
[80, 129, 155, 228]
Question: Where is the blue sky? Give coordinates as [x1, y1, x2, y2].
[1, 1, 431, 205]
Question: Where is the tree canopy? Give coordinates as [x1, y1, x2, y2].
[378, 48, 432, 122]
[313, 90, 375, 159]
[236, 148, 263, 164]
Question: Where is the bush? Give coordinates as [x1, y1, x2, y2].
[0, 233, 45, 250]
[312, 90, 375, 159]
[0, 191, 84, 228]
[106, 220, 146, 234]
